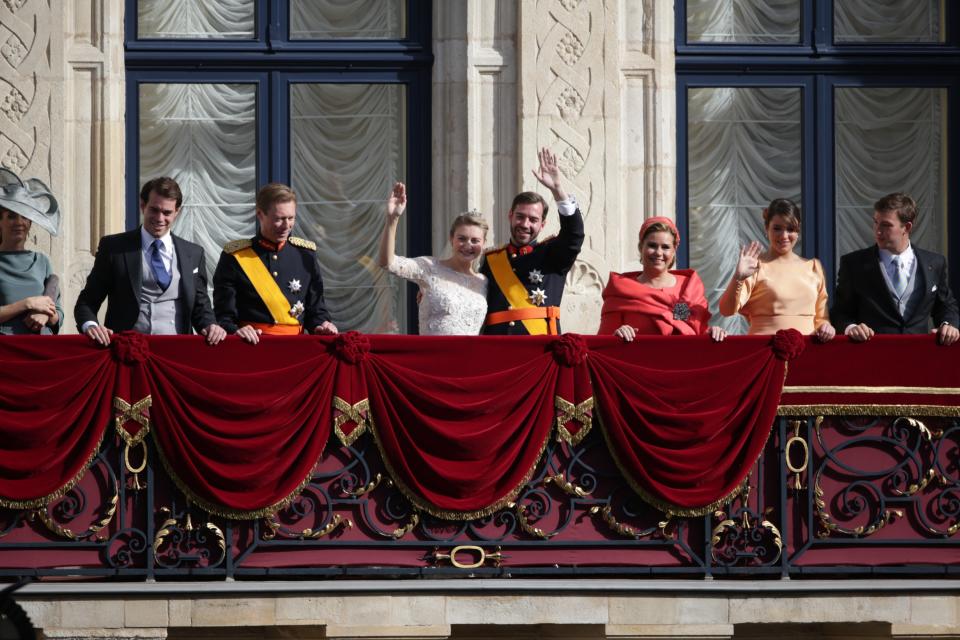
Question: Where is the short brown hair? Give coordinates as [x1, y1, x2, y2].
[140, 177, 183, 209]
[510, 191, 550, 220]
[256, 183, 297, 213]
[874, 192, 917, 226]
[763, 198, 801, 233]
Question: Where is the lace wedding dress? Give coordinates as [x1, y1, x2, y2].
[388, 255, 488, 335]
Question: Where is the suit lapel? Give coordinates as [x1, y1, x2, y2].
[908, 249, 931, 323]
[172, 234, 195, 310]
[124, 229, 143, 301]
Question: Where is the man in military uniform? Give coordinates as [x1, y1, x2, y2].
[213, 183, 337, 344]
[481, 147, 585, 335]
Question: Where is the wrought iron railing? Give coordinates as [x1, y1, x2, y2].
[2, 411, 957, 579]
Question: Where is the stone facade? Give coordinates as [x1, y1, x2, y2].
[16, 587, 960, 639]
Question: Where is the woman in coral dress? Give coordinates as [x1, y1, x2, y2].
[718, 198, 835, 340]
[599, 217, 726, 342]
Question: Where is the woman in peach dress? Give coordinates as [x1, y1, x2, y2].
[719, 198, 835, 340]
[599, 217, 726, 342]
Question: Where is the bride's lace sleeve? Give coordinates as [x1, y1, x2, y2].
[388, 255, 428, 285]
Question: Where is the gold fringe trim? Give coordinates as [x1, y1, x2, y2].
[0, 422, 109, 510]
[783, 385, 960, 395]
[333, 396, 370, 446]
[365, 410, 554, 521]
[555, 396, 593, 446]
[150, 429, 323, 520]
[778, 404, 960, 417]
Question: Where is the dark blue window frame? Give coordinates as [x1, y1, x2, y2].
[124, 0, 433, 327]
[675, 0, 960, 292]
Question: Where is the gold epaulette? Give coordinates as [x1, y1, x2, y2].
[484, 244, 507, 256]
[289, 236, 317, 251]
[223, 239, 252, 254]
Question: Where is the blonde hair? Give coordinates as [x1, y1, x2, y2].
[638, 221, 678, 269]
[449, 210, 489, 240]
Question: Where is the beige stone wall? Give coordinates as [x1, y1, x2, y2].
[433, 0, 676, 334]
[17, 590, 960, 639]
[1, 0, 125, 334]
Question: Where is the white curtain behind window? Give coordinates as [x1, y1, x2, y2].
[835, 1, 943, 43]
[686, 0, 800, 43]
[688, 87, 802, 333]
[835, 87, 947, 259]
[138, 0, 255, 39]
[139, 83, 258, 285]
[290, 0, 405, 39]
[291, 84, 407, 333]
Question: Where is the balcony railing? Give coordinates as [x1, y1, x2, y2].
[0, 333, 957, 580]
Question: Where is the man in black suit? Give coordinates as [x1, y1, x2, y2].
[831, 192, 959, 345]
[480, 147, 585, 335]
[74, 177, 226, 346]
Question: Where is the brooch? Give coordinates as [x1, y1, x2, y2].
[672, 302, 690, 321]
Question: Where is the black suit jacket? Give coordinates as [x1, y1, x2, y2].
[74, 228, 216, 334]
[831, 245, 959, 334]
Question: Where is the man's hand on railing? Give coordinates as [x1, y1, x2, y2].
[934, 322, 959, 346]
[84, 324, 113, 346]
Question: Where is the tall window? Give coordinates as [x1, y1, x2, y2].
[676, 0, 959, 332]
[125, 0, 432, 333]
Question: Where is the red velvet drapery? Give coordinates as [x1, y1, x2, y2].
[0, 332, 821, 518]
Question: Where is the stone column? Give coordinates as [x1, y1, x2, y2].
[0, 0, 125, 334]
[432, 0, 518, 255]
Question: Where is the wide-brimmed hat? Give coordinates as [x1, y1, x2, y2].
[0, 168, 60, 236]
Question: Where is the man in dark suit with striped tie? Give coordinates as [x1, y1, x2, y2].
[831, 192, 959, 345]
[75, 177, 226, 346]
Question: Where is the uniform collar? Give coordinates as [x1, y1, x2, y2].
[257, 235, 286, 252]
[507, 241, 536, 258]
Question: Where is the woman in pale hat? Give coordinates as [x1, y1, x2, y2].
[599, 216, 726, 341]
[0, 168, 63, 334]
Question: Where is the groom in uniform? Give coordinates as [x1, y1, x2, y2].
[481, 148, 585, 335]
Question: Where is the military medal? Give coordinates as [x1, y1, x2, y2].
[530, 288, 547, 306]
[290, 300, 305, 317]
[528, 269, 544, 284]
[288, 278, 302, 293]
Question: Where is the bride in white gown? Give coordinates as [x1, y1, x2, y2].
[377, 182, 489, 335]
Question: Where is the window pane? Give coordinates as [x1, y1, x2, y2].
[687, 0, 801, 44]
[139, 83, 258, 284]
[688, 86, 803, 333]
[138, 0, 256, 39]
[835, 87, 947, 261]
[290, 0, 406, 40]
[290, 84, 407, 333]
[835, 1, 945, 44]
